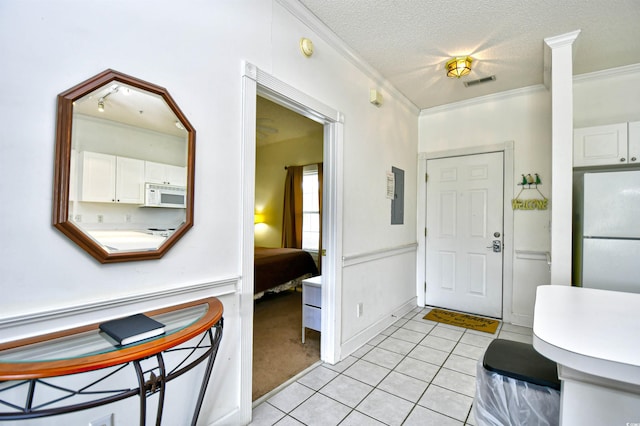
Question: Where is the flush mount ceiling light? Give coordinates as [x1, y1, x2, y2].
[445, 56, 473, 78]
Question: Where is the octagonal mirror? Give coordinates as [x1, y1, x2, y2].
[53, 69, 195, 263]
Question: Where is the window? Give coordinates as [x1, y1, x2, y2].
[302, 164, 320, 251]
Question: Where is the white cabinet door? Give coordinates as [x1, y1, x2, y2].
[115, 156, 145, 204]
[628, 121, 640, 165]
[145, 161, 186, 186]
[79, 152, 144, 204]
[164, 164, 187, 186]
[144, 161, 167, 184]
[79, 151, 116, 202]
[574, 123, 628, 167]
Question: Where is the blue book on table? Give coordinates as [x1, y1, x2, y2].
[99, 314, 165, 346]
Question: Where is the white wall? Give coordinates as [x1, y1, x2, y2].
[419, 87, 552, 326]
[0, 1, 418, 424]
[574, 65, 640, 127]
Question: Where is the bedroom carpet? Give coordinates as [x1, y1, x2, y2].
[253, 289, 320, 401]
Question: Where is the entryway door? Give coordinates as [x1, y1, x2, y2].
[425, 152, 504, 318]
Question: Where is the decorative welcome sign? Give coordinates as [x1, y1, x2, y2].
[512, 173, 548, 211]
[512, 197, 548, 210]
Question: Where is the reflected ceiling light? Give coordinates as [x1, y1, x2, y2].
[175, 121, 185, 130]
[445, 56, 473, 78]
[96, 85, 119, 112]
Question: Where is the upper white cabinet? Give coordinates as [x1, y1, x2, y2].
[574, 122, 639, 167]
[115, 157, 146, 203]
[78, 152, 145, 204]
[145, 161, 187, 186]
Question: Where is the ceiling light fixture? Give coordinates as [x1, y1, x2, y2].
[96, 85, 119, 112]
[445, 56, 473, 78]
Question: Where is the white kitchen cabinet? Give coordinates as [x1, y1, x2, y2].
[115, 157, 146, 204]
[574, 122, 640, 167]
[78, 151, 145, 204]
[302, 275, 322, 343]
[145, 161, 187, 186]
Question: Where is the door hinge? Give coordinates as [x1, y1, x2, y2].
[424, 228, 427, 237]
[425, 173, 428, 182]
[424, 281, 427, 292]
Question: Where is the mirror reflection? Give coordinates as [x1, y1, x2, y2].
[53, 70, 195, 262]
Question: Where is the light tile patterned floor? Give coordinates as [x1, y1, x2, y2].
[251, 306, 533, 426]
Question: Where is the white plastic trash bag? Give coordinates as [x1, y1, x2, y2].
[473, 357, 560, 426]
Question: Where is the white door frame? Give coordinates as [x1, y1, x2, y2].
[240, 62, 344, 416]
[417, 141, 514, 322]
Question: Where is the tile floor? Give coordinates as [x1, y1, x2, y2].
[251, 306, 533, 426]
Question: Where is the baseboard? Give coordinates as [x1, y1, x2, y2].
[339, 297, 417, 359]
[509, 312, 534, 328]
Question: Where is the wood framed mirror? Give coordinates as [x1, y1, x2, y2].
[53, 69, 195, 263]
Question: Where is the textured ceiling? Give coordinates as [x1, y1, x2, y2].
[297, 0, 640, 110]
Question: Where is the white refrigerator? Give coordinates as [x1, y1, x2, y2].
[582, 170, 640, 293]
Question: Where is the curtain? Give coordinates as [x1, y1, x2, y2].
[317, 163, 323, 274]
[281, 166, 303, 248]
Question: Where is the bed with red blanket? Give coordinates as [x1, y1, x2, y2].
[254, 247, 319, 295]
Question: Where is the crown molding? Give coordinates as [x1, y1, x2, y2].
[544, 30, 581, 49]
[420, 62, 640, 116]
[420, 84, 547, 116]
[574, 62, 640, 83]
[275, 0, 420, 116]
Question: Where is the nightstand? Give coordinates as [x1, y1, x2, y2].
[302, 275, 322, 343]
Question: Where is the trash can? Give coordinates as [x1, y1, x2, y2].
[474, 339, 561, 426]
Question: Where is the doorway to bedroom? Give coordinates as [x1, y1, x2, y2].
[252, 95, 324, 401]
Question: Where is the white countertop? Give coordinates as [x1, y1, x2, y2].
[533, 285, 640, 385]
[86, 230, 166, 252]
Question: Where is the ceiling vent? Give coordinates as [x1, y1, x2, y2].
[464, 75, 496, 88]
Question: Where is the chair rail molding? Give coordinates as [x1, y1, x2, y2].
[0, 278, 237, 344]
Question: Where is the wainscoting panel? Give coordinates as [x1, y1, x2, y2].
[512, 250, 551, 327]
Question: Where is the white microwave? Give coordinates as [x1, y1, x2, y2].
[144, 183, 187, 208]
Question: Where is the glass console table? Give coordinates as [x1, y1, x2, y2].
[0, 297, 223, 425]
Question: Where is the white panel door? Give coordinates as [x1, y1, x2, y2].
[425, 152, 504, 318]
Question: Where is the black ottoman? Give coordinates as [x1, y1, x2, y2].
[474, 339, 561, 426]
